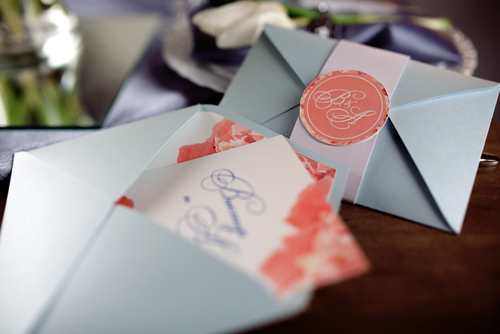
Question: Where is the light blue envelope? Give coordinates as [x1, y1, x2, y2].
[0, 105, 349, 334]
[220, 25, 500, 234]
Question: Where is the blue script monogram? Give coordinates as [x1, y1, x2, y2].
[176, 169, 266, 253]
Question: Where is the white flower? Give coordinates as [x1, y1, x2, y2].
[192, 1, 296, 49]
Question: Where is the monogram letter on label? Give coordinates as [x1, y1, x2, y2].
[300, 70, 389, 146]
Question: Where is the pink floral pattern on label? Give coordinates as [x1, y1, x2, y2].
[117, 117, 369, 296]
[116, 196, 134, 208]
[260, 178, 370, 297]
[295, 153, 337, 199]
[177, 118, 265, 163]
[300, 70, 390, 146]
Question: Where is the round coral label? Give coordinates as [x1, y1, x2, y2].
[300, 70, 390, 146]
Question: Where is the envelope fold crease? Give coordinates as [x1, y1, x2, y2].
[357, 121, 453, 232]
[260, 104, 300, 137]
[263, 24, 337, 87]
[391, 61, 498, 108]
[220, 34, 304, 123]
[0, 152, 114, 334]
[389, 85, 500, 233]
[28, 106, 199, 200]
[35, 207, 311, 334]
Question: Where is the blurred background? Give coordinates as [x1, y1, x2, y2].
[2, 0, 499, 127]
[62, 0, 500, 121]
[410, 0, 500, 121]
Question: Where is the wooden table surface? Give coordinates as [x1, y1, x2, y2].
[1, 122, 499, 334]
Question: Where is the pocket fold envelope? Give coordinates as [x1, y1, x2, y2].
[220, 25, 500, 234]
[0, 105, 368, 334]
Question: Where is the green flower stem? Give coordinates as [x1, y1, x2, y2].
[24, 0, 44, 18]
[0, 76, 28, 125]
[44, 78, 74, 126]
[411, 16, 453, 32]
[206, 1, 453, 33]
[0, 68, 82, 127]
[0, 0, 25, 41]
[0, 0, 82, 127]
[282, 2, 318, 20]
[283, 2, 452, 31]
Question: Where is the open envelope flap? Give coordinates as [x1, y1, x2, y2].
[0, 152, 114, 334]
[263, 25, 338, 87]
[220, 26, 336, 127]
[32, 207, 311, 334]
[388, 85, 500, 233]
[390, 61, 498, 108]
[27, 105, 200, 201]
[0, 106, 199, 334]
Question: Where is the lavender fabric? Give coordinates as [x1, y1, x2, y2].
[337, 22, 462, 65]
[192, 21, 462, 67]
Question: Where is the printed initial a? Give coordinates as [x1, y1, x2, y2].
[313, 89, 376, 130]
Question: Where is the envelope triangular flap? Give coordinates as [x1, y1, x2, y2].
[27, 106, 199, 200]
[220, 27, 336, 126]
[263, 25, 338, 87]
[0, 152, 113, 334]
[389, 85, 500, 233]
[356, 121, 453, 232]
[259, 104, 300, 137]
[220, 36, 303, 125]
[390, 60, 498, 108]
[35, 207, 311, 334]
